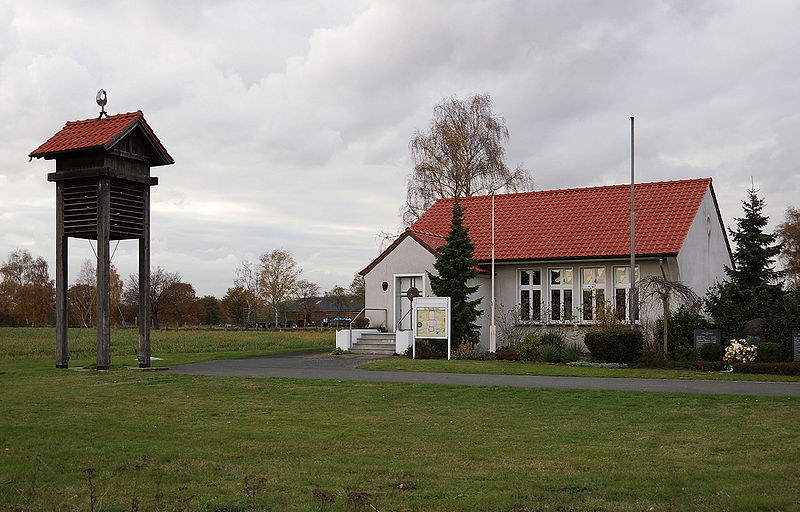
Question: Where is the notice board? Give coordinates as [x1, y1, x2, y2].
[412, 297, 451, 360]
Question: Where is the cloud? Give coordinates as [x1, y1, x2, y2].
[2, 0, 799, 297]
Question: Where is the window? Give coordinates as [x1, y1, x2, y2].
[581, 267, 605, 322]
[518, 269, 542, 322]
[549, 269, 573, 322]
[613, 266, 639, 323]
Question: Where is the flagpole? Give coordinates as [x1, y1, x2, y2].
[630, 116, 636, 325]
[490, 191, 496, 353]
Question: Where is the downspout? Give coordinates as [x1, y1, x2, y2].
[659, 256, 668, 355]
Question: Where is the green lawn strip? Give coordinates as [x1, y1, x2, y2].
[360, 357, 800, 382]
[1, 362, 799, 511]
[0, 326, 334, 363]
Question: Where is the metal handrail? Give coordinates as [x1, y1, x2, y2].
[395, 308, 413, 331]
[348, 307, 387, 349]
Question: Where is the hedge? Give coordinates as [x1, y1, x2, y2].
[584, 328, 643, 364]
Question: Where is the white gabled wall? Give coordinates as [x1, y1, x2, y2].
[363, 235, 436, 331]
[676, 188, 732, 299]
[363, 234, 492, 351]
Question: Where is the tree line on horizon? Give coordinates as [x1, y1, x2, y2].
[0, 247, 365, 329]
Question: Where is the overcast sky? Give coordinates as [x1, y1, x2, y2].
[2, 0, 798, 298]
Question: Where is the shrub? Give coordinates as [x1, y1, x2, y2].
[638, 345, 668, 366]
[515, 333, 542, 361]
[330, 347, 349, 355]
[583, 328, 643, 364]
[654, 307, 712, 358]
[562, 342, 584, 363]
[538, 343, 562, 363]
[452, 340, 474, 357]
[540, 331, 566, 351]
[698, 342, 720, 361]
[757, 342, 783, 362]
[495, 349, 520, 361]
[733, 362, 800, 375]
[673, 346, 697, 361]
[352, 317, 370, 329]
[413, 339, 446, 359]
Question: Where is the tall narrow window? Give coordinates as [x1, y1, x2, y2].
[581, 267, 605, 322]
[613, 266, 639, 323]
[518, 269, 541, 322]
[549, 269, 573, 322]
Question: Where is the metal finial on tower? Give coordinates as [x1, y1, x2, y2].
[96, 89, 108, 118]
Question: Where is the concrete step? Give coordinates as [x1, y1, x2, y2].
[349, 346, 396, 355]
[356, 341, 395, 348]
[349, 331, 397, 355]
[359, 333, 395, 342]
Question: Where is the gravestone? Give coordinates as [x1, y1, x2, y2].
[793, 330, 800, 362]
[694, 329, 721, 351]
[743, 318, 766, 347]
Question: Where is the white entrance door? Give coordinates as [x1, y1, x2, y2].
[396, 275, 423, 330]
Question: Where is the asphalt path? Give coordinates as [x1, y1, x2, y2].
[165, 350, 800, 397]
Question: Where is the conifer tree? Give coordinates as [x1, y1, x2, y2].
[428, 199, 483, 347]
[706, 188, 792, 348]
[724, 188, 784, 288]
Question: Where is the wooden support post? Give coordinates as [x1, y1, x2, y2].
[138, 186, 151, 368]
[96, 178, 111, 370]
[55, 182, 69, 368]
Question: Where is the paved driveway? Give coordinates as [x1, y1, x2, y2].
[165, 351, 800, 397]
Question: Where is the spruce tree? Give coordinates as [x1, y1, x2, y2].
[706, 188, 791, 351]
[725, 187, 784, 288]
[428, 198, 483, 347]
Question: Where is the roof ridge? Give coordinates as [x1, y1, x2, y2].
[64, 110, 143, 126]
[408, 228, 446, 238]
[437, 177, 712, 202]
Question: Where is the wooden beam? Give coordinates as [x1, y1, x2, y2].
[138, 186, 151, 368]
[96, 178, 111, 370]
[48, 167, 158, 186]
[55, 182, 69, 368]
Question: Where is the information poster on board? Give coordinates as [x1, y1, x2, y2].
[412, 297, 451, 360]
[416, 308, 447, 338]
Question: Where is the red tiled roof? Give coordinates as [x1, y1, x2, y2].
[407, 229, 447, 253]
[367, 179, 715, 268]
[408, 178, 714, 262]
[29, 111, 173, 165]
[361, 178, 717, 276]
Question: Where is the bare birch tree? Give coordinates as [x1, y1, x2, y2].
[258, 249, 301, 328]
[403, 93, 532, 225]
[234, 259, 265, 323]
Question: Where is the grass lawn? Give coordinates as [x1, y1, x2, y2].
[2, 328, 800, 511]
[360, 357, 800, 382]
[0, 326, 334, 367]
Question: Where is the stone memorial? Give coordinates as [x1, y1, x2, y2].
[743, 318, 766, 347]
[694, 329, 721, 351]
[793, 330, 800, 362]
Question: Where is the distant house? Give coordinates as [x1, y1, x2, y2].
[360, 178, 732, 351]
[283, 296, 364, 327]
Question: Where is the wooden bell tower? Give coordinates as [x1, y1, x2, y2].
[30, 103, 173, 369]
